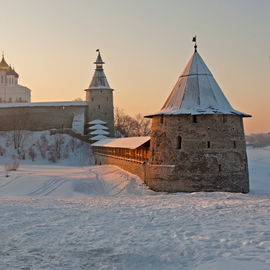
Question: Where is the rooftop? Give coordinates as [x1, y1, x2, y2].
[0, 101, 87, 108]
[92, 136, 151, 149]
[146, 49, 250, 118]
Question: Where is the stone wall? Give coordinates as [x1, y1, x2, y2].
[0, 105, 87, 131]
[148, 114, 249, 193]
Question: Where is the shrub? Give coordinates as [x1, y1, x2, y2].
[5, 159, 20, 171]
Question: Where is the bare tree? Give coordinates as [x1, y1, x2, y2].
[10, 111, 29, 158]
[114, 108, 151, 137]
[246, 133, 270, 147]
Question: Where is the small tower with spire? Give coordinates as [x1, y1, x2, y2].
[85, 50, 114, 137]
[145, 39, 251, 193]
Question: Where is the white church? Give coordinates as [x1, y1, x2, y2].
[0, 54, 31, 103]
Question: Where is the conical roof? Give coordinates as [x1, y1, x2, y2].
[146, 50, 250, 117]
[94, 51, 105, 64]
[0, 55, 9, 70]
[87, 51, 112, 90]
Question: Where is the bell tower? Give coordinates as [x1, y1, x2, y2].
[85, 50, 114, 137]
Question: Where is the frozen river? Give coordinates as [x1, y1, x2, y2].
[0, 146, 269, 269]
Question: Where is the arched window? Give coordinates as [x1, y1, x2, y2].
[177, 136, 182, 149]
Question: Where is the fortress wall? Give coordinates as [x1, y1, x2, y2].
[0, 105, 87, 131]
[93, 152, 147, 181]
[148, 114, 249, 193]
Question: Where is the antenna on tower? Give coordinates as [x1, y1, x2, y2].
[192, 36, 197, 52]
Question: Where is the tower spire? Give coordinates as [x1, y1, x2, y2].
[192, 36, 197, 52]
[94, 49, 105, 70]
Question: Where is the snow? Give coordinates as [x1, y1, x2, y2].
[90, 129, 109, 135]
[0, 165, 151, 198]
[88, 119, 107, 125]
[146, 52, 250, 118]
[88, 124, 108, 130]
[0, 101, 87, 108]
[71, 110, 85, 135]
[90, 135, 109, 141]
[88, 65, 113, 90]
[0, 146, 270, 269]
[92, 136, 150, 149]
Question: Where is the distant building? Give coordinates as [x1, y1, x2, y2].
[93, 43, 251, 193]
[0, 54, 31, 103]
[0, 51, 114, 137]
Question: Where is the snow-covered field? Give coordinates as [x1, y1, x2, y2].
[0, 146, 270, 269]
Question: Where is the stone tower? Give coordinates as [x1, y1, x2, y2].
[85, 50, 114, 137]
[145, 45, 251, 193]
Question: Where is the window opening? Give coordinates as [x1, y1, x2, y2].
[177, 136, 182, 149]
[207, 141, 211, 148]
[193, 115, 197, 123]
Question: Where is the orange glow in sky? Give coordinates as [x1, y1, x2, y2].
[1, 0, 269, 134]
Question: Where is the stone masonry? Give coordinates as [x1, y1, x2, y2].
[146, 114, 249, 193]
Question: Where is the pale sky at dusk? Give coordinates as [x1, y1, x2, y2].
[1, 0, 269, 134]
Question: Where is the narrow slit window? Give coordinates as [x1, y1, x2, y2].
[91, 97, 94, 102]
[218, 165, 222, 172]
[193, 115, 197, 123]
[177, 136, 182, 149]
[222, 115, 226, 123]
[207, 141, 211, 148]
[98, 105, 100, 109]
[233, 141, 236, 148]
[160, 116, 163, 124]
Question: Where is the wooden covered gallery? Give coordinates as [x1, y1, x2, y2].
[92, 136, 150, 164]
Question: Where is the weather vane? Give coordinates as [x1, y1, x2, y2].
[192, 35, 197, 52]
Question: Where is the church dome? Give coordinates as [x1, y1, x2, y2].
[6, 66, 19, 77]
[0, 55, 9, 71]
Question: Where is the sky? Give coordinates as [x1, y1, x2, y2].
[1, 0, 269, 134]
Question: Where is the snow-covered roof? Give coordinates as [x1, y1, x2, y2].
[92, 136, 150, 149]
[87, 51, 113, 90]
[146, 51, 250, 118]
[90, 129, 109, 135]
[88, 124, 108, 130]
[91, 135, 109, 141]
[0, 101, 87, 108]
[88, 119, 107, 125]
